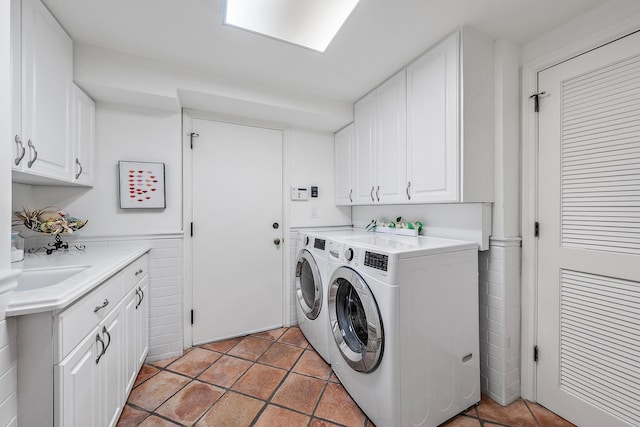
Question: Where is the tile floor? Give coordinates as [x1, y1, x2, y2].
[118, 326, 575, 427]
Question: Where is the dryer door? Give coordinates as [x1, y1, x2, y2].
[329, 266, 384, 373]
[295, 249, 322, 320]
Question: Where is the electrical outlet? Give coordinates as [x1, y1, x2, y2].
[311, 206, 318, 218]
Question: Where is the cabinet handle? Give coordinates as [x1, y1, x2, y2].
[135, 288, 141, 309]
[370, 186, 375, 202]
[27, 139, 38, 168]
[376, 186, 380, 202]
[348, 189, 353, 203]
[135, 287, 143, 309]
[94, 298, 109, 313]
[75, 158, 83, 179]
[14, 135, 26, 165]
[406, 181, 411, 200]
[102, 326, 111, 353]
[134, 268, 144, 276]
[95, 333, 105, 364]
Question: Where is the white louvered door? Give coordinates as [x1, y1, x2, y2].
[537, 30, 640, 427]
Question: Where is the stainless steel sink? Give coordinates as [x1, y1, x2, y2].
[16, 266, 90, 292]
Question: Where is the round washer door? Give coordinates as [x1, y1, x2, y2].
[295, 249, 322, 320]
[328, 266, 384, 373]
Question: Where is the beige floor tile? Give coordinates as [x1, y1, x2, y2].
[198, 354, 252, 388]
[526, 401, 576, 427]
[228, 336, 273, 361]
[271, 372, 325, 414]
[116, 404, 149, 426]
[253, 404, 310, 427]
[277, 327, 309, 348]
[314, 382, 366, 427]
[292, 349, 332, 380]
[155, 380, 224, 425]
[258, 342, 304, 370]
[133, 364, 160, 388]
[231, 363, 287, 400]
[165, 347, 221, 377]
[127, 371, 190, 411]
[196, 391, 264, 427]
[200, 336, 243, 353]
[477, 395, 538, 427]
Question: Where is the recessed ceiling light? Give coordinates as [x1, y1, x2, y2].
[224, 0, 360, 53]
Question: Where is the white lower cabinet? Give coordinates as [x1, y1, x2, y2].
[57, 301, 123, 427]
[16, 252, 150, 427]
[124, 274, 149, 395]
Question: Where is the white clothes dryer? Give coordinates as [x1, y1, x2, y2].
[294, 229, 368, 362]
[326, 234, 480, 427]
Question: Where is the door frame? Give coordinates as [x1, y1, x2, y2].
[520, 15, 640, 401]
[181, 110, 292, 349]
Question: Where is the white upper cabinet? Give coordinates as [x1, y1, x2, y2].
[353, 70, 407, 204]
[339, 28, 494, 206]
[334, 123, 354, 205]
[18, 0, 73, 181]
[11, 0, 96, 186]
[71, 84, 96, 185]
[406, 29, 494, 203]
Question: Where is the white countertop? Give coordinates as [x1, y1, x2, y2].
[7, 244, 151, 317]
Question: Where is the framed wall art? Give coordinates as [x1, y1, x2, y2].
[118, 161, 166, 209]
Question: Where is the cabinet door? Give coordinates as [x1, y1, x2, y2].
[353, 92, 377, 204]
[334, 124, 354, 205]
[123, 286, 138, 395]
[99, 303, 123, 427]
[137, 277, 149, 367]
[57, 327, 100, 427]
[406, 33, 459, 202]
[376, 71, 407, 203]
[10, 0, 24, 171]
[72, 85, 95, 185]
[21, 0, 73, 179]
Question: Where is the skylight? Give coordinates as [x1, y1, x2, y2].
[224, 0, 360, 53]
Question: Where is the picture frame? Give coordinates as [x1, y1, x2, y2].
[118, 161, 166, 209]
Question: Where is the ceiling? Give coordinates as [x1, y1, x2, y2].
[43, 0, 610, 125]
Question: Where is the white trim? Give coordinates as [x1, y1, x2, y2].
[520, 15, 640, 402]
[182, 111, 194, 349]
[489, 237, 521, 248]
[31, 232, 184, 241]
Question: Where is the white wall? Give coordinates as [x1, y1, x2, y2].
[25, 104, 183, 236]
[521, 0, 640, 65]
[287, 128, 351, 228]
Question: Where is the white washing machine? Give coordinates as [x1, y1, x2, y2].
[326, 234, 480, 427]
[294, 229, 368, 363]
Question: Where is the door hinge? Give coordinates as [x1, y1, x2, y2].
[190, 222, 193, 237]
[529, 91, 547, 113]
[534, 221, 540, 237]
[189, 132, 199, 149]
[191, 309, 194, 325]
[534, 345, 539, 362]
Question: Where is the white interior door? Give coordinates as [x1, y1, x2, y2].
[537, 30, 640, 427]
[191, 119, 283, 345]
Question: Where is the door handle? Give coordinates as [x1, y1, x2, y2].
[273, 238, 281, 246]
